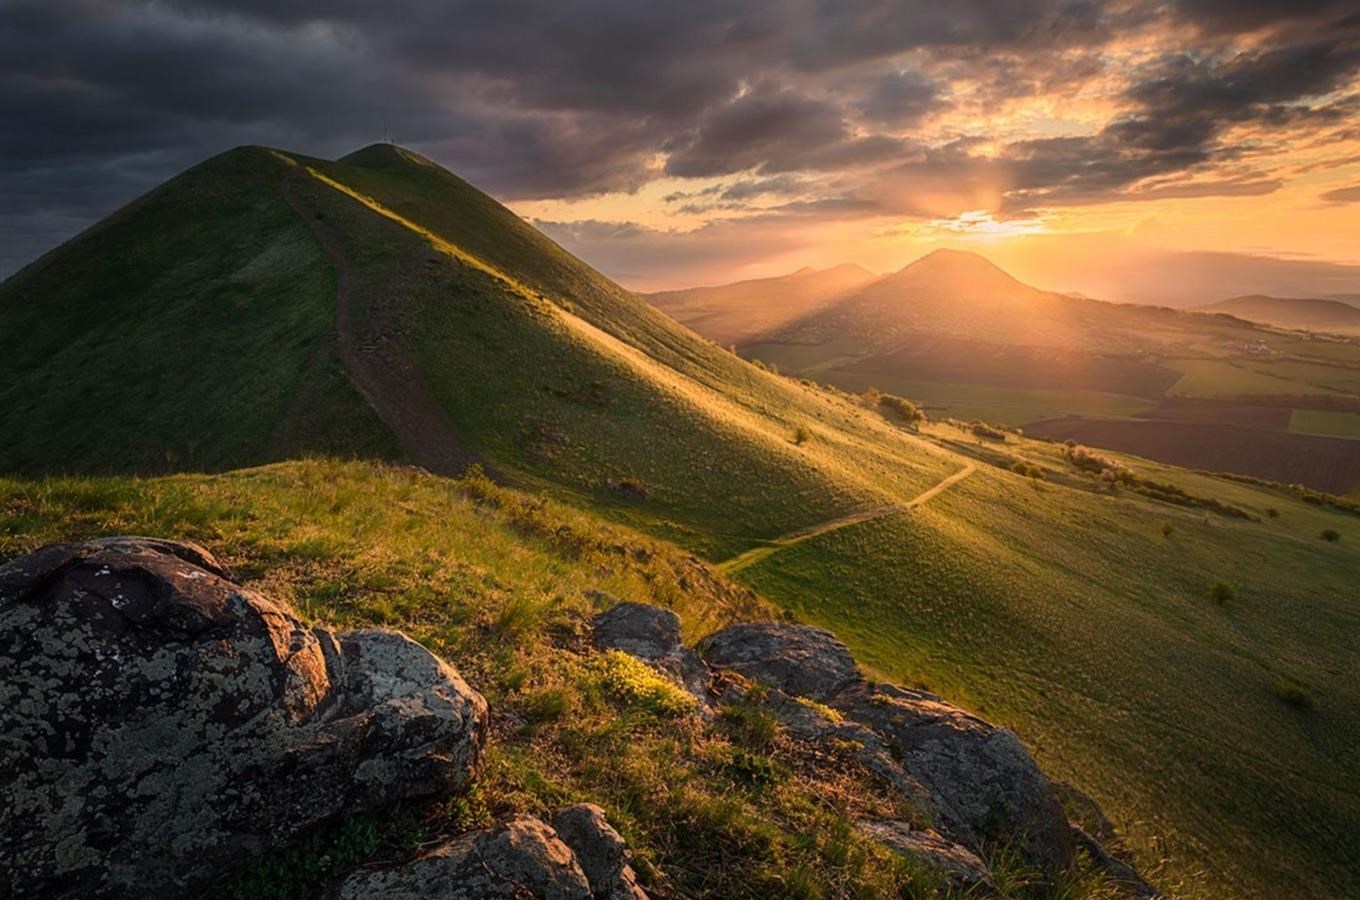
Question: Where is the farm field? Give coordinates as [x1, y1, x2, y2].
[1242, 359, 1360, 395]
[1023, 416, 1360, 493]
[1290, 408, 1360, 439]
[1164, 358, 1338, 399]
[1134, 399, 1294, 429]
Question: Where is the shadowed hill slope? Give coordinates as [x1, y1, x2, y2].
[1198, 293, 1360, 333]
[0, 147, 401, 474]
[645, 263, 878, 345]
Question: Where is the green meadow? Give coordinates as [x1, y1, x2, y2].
[4, 144, 1359, 898]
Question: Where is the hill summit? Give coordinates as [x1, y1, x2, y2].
[879, 248, 1046, 303]
[0, 142, 953, 556]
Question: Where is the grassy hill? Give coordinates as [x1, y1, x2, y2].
[4, 144, 1360, 897]
[646, 264, 878, 346]
[1198, 294, 1360, 334]
[649, 252, 1360, 494]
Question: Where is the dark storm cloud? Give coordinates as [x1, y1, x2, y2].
[1, 0, 1359, 277]
[855, 69, 944, 125]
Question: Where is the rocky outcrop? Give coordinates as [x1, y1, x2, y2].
[336, 809, 649, 900]
[592, 601, 710, 706]
[0, 537, 488, 898]
[858, 819, 992, 892]
[552, 804, 648, 900]
[700, 622, 860, 702]
[337, 816, 592, 900]
[837, 680, 1074, 873]
[594, 604, 1151, 890]
[699, 620, 1074, 874]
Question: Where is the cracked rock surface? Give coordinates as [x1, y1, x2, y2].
[0, 536, 488, 898]
[335, 810, 649, 900]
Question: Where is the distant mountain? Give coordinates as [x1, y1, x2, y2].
[644, 263, 876, 345]
[1198, 294, 1360, 332]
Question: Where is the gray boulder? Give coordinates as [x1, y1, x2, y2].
[837, 682, 1074, 873]
[858, 819, 993, 892]
[0, 537, 488, 898]
[699, 622, 861, 702]
[696, 617, 1073, 873]
[592, 601, 710, 705]
[336, 816, 593, 900]
[592, 601, 682, 660]
[552, 804, 648, 899]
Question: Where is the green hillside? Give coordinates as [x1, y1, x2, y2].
[3, 144, 1360, 897]
[0, 148, 400, 474]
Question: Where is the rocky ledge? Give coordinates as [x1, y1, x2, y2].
[594, 601, 1161, 898]
[0, 537, 488, 896]
[0, 537, 1157, 898]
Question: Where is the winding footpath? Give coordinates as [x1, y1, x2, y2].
[718, 460, 976, 575]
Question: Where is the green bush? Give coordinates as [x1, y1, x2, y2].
[792, 426, 812, 445]
[595, 650, 695, 717]
[877, 393, 926, 426]
[1272, 679, 1315, 710]
[1321, 529, 1341, 542]
[1209, 581, 1235, 605]
[971, 421, 1007, 442]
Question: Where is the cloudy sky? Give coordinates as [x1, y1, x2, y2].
[3, 0, 1360, 302]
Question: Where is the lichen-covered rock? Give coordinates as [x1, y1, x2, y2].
[0, 537, 488, 898]
[837, 682, 1074, 873]
[699, 622, 861, 702]
[859, 819, 993, 891]
[752, 681, 944, 829]
[336, 816, 593, 900]
[593, 601, 682, 659]
[552, 804, 648, 899]
[592, 601, 709, 705]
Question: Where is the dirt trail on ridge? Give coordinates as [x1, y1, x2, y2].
[282, 176, 481, 476]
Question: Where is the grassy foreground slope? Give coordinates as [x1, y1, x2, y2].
[0, 459, 1129, 900]
[737, 422, 1360, 899]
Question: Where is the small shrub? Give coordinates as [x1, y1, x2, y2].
[726, 749, 787, 787]
[1272, 679, 1315, 710]
[1208, 581, 1235, 606]
[1161, 523, 1175, 537]
[792, 426, 812, 445]
[1266, 507, 1279, 518]
[1010, 460, 1045, 480]
[971, 421, 1007, 442]
[877, 393, 926, 426]
[720, 702, 780, 748]
[1321, 528, 1341, 542]
[595, 650, 695, 717]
